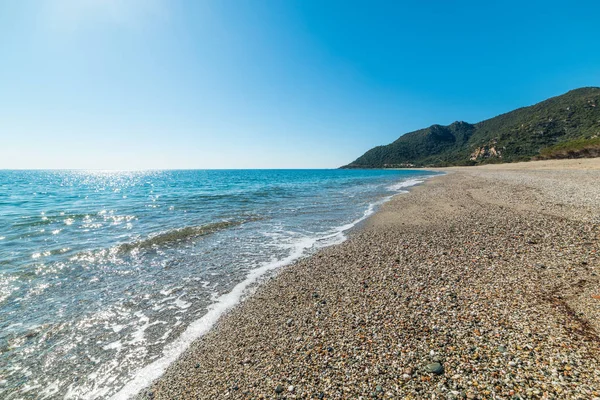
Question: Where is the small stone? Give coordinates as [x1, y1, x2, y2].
[402, 374, 411, 380]
[195, 363, 200, 368]
[376, 385, 383, 392]
[275, 385, 284, 394]
[508, 361, 517, 367]
[498, 345, 507, 353]
[447, 391, 459, 399]
[286, 319, 293, 327]
[288, 385, 295, 392]
[327, 346, 334, 352]
[426, 362, 444, 375]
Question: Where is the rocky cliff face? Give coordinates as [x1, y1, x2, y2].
[470, 145, 502, 161]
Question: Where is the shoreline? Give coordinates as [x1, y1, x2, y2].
[144, 159, 600, 399]
[112, 174, 435, 400]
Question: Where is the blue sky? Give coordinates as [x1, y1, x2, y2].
[1, 0, 599, 169]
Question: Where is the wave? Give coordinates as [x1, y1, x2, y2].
[115, 218, 262, 253]
[110, 175, 433, 400]
[110, 239, 311, 399]
[9, 212, 135, 230]
[386, 178, 425, 192]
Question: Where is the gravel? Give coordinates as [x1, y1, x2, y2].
[145, 159, 600, 399]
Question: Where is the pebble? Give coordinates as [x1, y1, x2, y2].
[146, 163, 600, 399]
[426, 362, 444, 375]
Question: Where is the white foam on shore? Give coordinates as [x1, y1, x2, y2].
[386, 178, 424, 191]
[111, 175, 429, 400]
[111, 237, 317, 400]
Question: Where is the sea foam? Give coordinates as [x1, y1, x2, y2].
[111, 175, 428, 399]
[0, 169, 436, 399]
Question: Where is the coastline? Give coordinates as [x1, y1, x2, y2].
[143, 159, 599, 399]
[111, 173, 434, 400]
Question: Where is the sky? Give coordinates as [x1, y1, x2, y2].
[0, 0, 599, 169]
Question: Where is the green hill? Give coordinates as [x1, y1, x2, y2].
[342, 87, 600, 168]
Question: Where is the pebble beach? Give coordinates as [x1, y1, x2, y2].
[144, 159, 600, 399]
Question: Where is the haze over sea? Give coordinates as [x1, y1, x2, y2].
[0, 169, 434, 399]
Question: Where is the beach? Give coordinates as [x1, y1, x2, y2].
[145, 159, 600, 399]
[0, 170, 432, 398]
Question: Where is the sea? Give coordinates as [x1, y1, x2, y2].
[0, 169, 435, 399]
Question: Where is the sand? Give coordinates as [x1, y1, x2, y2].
[143, 158, 600, 399]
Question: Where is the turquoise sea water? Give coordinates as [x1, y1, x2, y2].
[0, 169, 435, 399]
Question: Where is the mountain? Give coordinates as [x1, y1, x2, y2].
[342, 87, 600, 168]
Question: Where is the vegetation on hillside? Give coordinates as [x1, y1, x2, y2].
[536, 137, 600, 160]
[342, 87, 600, 168]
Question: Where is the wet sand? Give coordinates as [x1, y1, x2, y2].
[144, 159, 600, 399]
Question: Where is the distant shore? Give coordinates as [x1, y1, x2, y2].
[144, 158, 600, 399]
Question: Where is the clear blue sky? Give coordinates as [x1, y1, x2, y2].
[1, 0, 599, 169]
